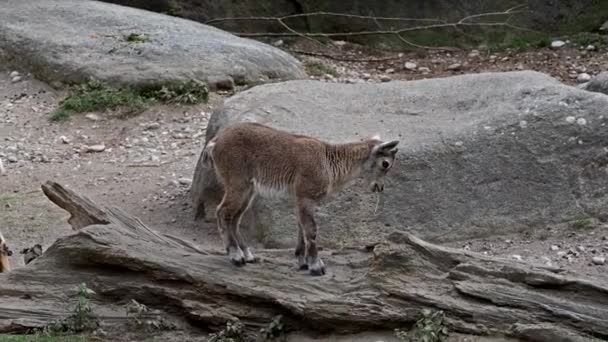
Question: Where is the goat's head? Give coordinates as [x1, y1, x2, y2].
[364, 139, 399, 193]
[21, 244, 43, 265]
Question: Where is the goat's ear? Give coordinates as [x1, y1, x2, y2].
[372, 140, 399, 156]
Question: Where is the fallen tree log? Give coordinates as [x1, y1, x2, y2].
[0, 181, 606, 341]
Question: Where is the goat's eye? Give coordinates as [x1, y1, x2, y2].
[382, 161, 390, 169]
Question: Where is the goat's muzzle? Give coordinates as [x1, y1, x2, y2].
[372, 183, 384, 193]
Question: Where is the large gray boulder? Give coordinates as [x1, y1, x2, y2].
[0, 0, 305, 89]
[192, 71, 608, 248]
[582, 72, 608, 96]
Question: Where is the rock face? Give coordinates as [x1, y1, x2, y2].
[192, 71, 608, 247]
[0, 0, 305, 89]
[582, 72, 608, 96]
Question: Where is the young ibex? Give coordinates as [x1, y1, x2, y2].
[203, 122, 399, 276]
[0, 231, 12, 273]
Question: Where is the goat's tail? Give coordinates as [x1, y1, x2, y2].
[193, 138, 218, 221]
[201, 138, 216, 168]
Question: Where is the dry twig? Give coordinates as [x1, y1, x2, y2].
[205, 5, 534, 50]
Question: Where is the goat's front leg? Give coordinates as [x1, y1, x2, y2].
[296, 198, 325, 276]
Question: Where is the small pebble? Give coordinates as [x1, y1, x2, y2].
[550, 245, 560, 251]
[576, 118, 587, 126]
[85, 113, 101, 121]
[592, 256, 605, 265]
[143, 122, 161, 130]
[9, 71, 20, 78]
[11, 76, 22, 83]
[82, 144, 106, 153]
[178, 177, 192, 185]
[447, 63, 462, 71]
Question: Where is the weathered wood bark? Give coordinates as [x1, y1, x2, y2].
[0, 181, 607, 341]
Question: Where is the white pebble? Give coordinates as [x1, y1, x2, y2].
[404, 62, 417, 70]
[592, 256, 605, 265]
[9, 71, 20, 78]
[551, 40, 566, 49]
[576, 118, 587, 125]
[565, 116, 576, 124]
[577, 73, 591, 83]
[85, 113, 101, 121]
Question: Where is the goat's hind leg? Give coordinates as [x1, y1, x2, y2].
[295, 222, 307, 270]
[235, 192, 257, 263]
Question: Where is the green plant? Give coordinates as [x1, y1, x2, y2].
[150, 79, 209, 104]
[207, 319, 245, 342]
[125, 299, 176, 331]
[260, 315, 287, 341]
[125, 33, 149, 43]
[304, 60, 337, 77]
[395, 309, 448, 342]
[59, 283, 98, 333]
[569, 215, 594, 229]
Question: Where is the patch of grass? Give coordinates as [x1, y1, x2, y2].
[52, 80, 149, 121]
[569, 215, 594, 230]
[0, 334, 85, 342]
[125, 33, 149, 43]
[570, 32, 602, 47]
[395, 309, 448, 342]
[304, 60, 337, 77]
[485, 31, 552, 52]
[3, 284, 98, 342]
[0, 192, 39, 207]
[52, 79, 209, 121]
